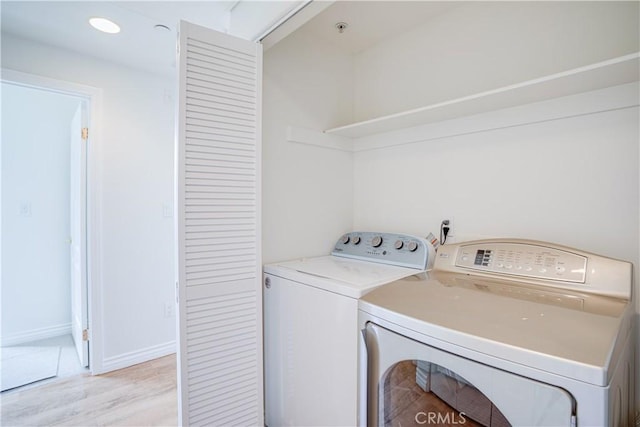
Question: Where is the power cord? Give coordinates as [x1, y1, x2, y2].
[440, 220, 450, 245]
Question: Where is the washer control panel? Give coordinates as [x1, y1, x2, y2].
[454, 242, 587, 283]
[332, 231, 434, 270]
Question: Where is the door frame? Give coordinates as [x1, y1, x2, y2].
[1, 68, 105, 374]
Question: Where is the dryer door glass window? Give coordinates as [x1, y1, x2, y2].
[383, 360, 510, 427]
[365, 323, 576, 427]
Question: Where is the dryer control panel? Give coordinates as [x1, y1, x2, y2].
[332, 231, 435, 270]
[453, 241, 587, 283]
[434, 238, 632, 300]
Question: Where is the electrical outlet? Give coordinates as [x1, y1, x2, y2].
[163, 302, 174, 318]
[446, 217, 455, 237]
[439, 217, 456, 244]
[19, 202, 32, 217]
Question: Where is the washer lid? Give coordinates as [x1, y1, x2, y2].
[264, 256, 422, 298]
[359, 272, 631, 386]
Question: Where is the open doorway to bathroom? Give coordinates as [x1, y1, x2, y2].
[1, 78, 91, 391]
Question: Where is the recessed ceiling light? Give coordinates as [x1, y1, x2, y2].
[89, 17, 121, 34]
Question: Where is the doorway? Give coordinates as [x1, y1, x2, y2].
[1, 74, 95, 390]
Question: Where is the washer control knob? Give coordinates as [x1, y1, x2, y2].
[341, 235, 350, 245]
[371, 236, 383, 247]
[394, 240, 404, 250]
[408, 241, 419, 252]
[352, 236, 361, 245]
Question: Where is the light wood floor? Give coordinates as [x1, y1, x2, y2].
[1, 354, 177, 426]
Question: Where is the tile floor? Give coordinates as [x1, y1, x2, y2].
[2, 334, 88, 393]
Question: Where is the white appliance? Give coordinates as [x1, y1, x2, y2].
[264, 231, 436, 427]
[359, 239, 635, 427]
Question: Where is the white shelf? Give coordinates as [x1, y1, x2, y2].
[286, 125, 353, 151]
[325, 53, 640, 139]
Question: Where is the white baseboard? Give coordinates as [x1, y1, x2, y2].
[100, 341, 176, 373]
[1, 323, 72, 347]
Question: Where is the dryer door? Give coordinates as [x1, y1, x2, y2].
[364, 323, 576, 427]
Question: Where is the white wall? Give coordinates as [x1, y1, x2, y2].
[1, 34, 176, 371]
[354, 1, 639, 122]
[1, 83, 81, 345]
[262, 28, 354, 263]
[353, 89, 639, 263]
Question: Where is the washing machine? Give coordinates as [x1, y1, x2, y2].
[359, 239, 635, 427]
[263, 231, 436, 427]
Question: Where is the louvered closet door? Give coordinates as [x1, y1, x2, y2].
[176, 20, 263, 427]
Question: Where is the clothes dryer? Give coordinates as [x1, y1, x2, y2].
[264, 231, 436, 427]
[359, 239, 634, 427]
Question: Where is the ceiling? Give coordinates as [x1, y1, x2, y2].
[298, 1, 460, 54]
[0, 1, 461, 77]
[0, 1, 298, 77]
